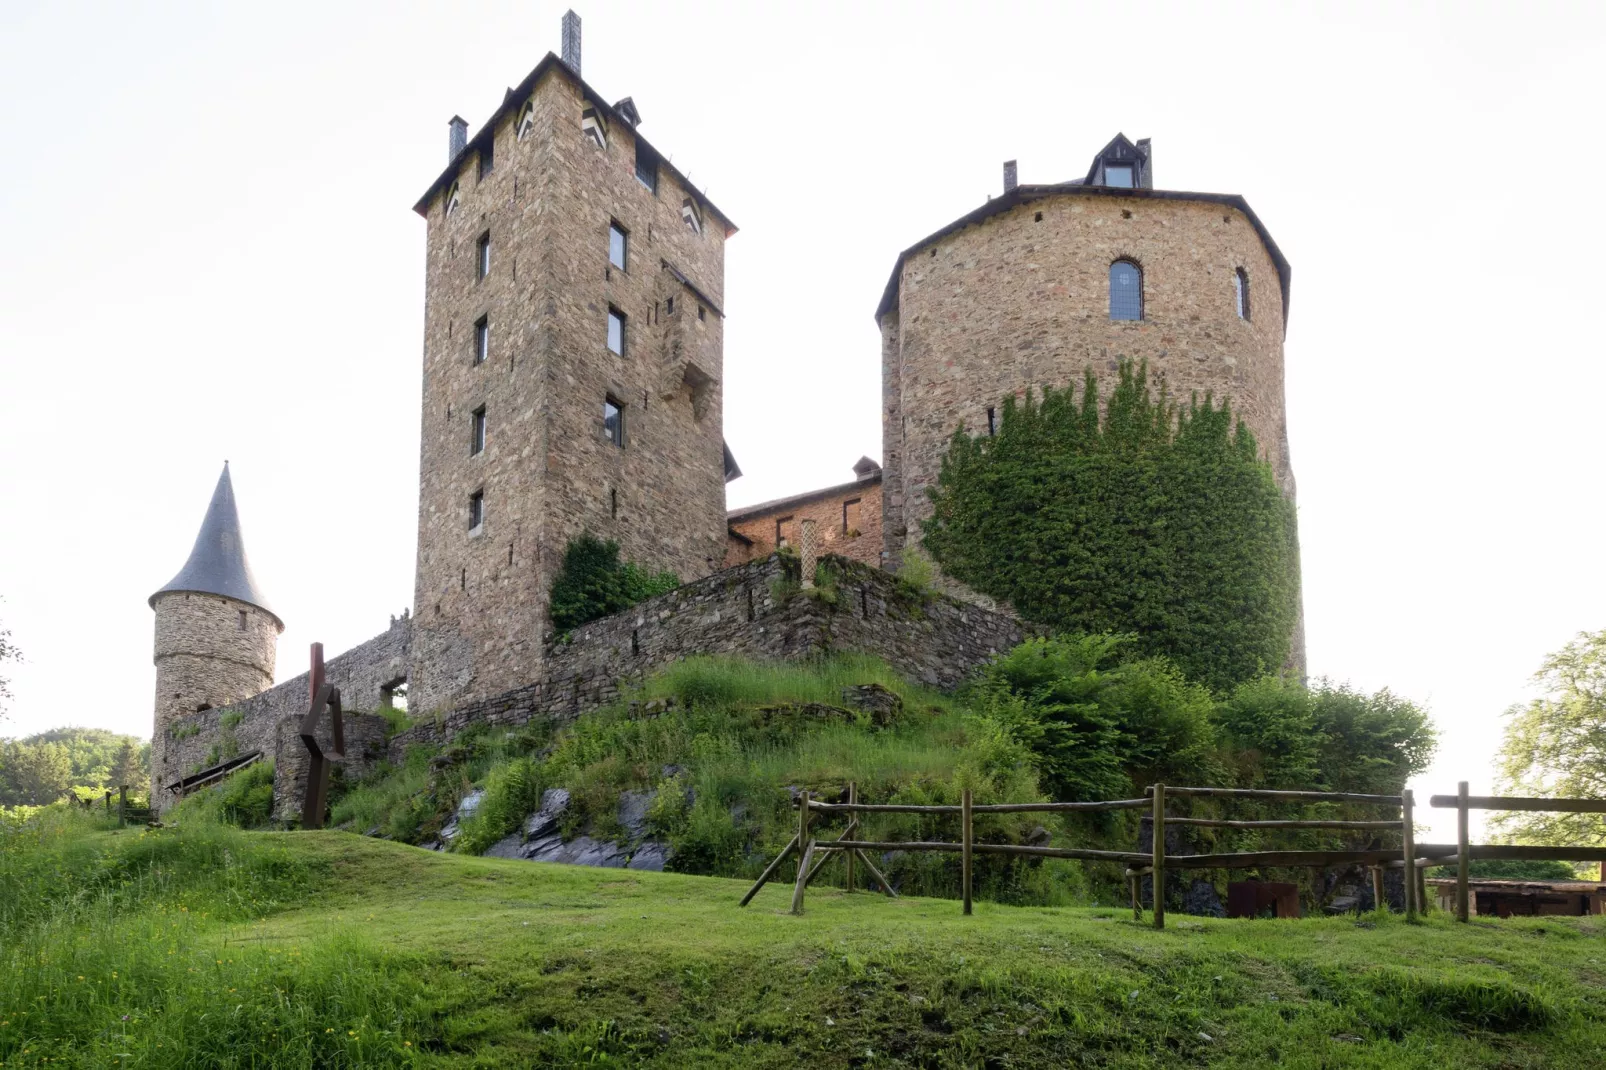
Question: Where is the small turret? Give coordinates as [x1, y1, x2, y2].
[149, 464, 282, 806]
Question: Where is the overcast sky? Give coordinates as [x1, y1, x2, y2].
[2, 0, 1602, 838]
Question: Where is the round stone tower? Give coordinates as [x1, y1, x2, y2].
[876, 135, 1301, 667]
[149, 463, 282, 802]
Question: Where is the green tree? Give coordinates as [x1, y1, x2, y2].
[109, 738, 148, 793]
[549, 534, 679, 635]
[1494, 630, 1606, 848]
[3, 741, 74, 804]
[0, 598, 20, 722]
[923, 362, 1300, 694]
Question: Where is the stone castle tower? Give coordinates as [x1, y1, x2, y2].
[876, 135, 1300, 656]
[149, 463, 283, 796]
[406, 12, 737, 714]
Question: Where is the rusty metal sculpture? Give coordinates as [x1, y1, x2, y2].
[298, 642, 344, 829]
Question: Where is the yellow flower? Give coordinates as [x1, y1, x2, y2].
[348, 1031, 356, 1036]
[326, 1028, 334, 1033]
[404, 1041, 411, 1047]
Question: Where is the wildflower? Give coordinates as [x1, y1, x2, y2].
[404, 1042, 411, 1047]
[326, 1028, 334, 1033]
[348, 1031, 356, 1036]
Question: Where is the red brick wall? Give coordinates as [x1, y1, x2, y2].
[726, 479, 882, 569]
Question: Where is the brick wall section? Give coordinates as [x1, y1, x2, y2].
[725, 476, 884, 569]
[386, 553, 1025, 761]
[154, 615, 411, 814]
[410, 62, 730, 716]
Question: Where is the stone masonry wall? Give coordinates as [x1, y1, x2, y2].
[725, 477, 884, 570]
[387, 553, 1025, 761]
[410, 60, 730, 716]
[155, 614, 411, 813]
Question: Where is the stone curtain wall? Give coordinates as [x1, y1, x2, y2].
[387, 553, 1025, 761]
[155, 615, 411, 813]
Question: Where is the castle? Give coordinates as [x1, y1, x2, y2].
[149, 13, 1297, 813]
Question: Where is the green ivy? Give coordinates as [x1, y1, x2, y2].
[924, 362, 1300, 694]
[549, 533, 680, 635]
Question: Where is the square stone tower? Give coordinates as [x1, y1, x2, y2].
[408, 18, 736, 714]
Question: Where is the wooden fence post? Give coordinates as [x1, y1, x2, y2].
[118, 786, 128, 827]
[846, 782, 857, 894]
[104, 791, 111, 815]
[790, 791, 813, 916]
[961, 788, 974, 916]
[1402, 788, 1416, 921]
[1371, 866, 1385, 912]
[1456, 780, 1470, 922]
[1152, 784, 1166, 930]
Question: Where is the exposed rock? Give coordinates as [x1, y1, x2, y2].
[524, 788, 571, 839]
[438, 789, 485, 843]
[1325, 895, 1362, 915]
[618, 790, 655, 843]
[841, 684, 904, 724]
[628, 842, 673, 871]
[1183, 878, 1226, 918]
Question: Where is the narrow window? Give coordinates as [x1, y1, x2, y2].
[610, 487, 618, 518]
[843, 498, 861, 535]
[237, 610, 248, 631]
[516, 99, 536, 141]
[1104, 163, 1134, 188]
[444, 181, 460, 216]
[607, 307, 626, 355]
[635, 143, 659, 193]
[775, 515, 794, 549]
[1234, 267, 1251, 320]
[581, 105, 607, 148]
[697, 305, 706, 322]
[987, 407, 997, 436]
[476, 232, 491, 280]
[470, 406, 486, 455]
[665, 296, 674, 315]
[681, 197, 701, 235]
[478, 138, 494, 179]
[468, 490, 485, 530]
[1109, 260, 1143, 321]
[609, 222, 628, 270]
[473, 316, 489, 363]
[603, 396, 624, 447]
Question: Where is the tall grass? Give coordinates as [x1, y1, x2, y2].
[0, 806, 463, 1067]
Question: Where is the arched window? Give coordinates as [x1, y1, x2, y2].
[1234, 267, 1250, 320]
[1109, 259, 1142, 321]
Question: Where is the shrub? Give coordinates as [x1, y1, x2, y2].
[924, 362, 1300, 694]
[549, 533, 679, 634]
[169, 761, 276, 829]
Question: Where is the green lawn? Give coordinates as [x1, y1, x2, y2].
[8, 821, 1603, 1068]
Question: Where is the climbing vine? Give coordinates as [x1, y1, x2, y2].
[923, 362, 1299, 694]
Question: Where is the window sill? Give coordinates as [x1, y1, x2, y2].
[468, 524, 485, 539]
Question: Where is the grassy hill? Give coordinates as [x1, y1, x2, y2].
[3, 813, 1605, 1067]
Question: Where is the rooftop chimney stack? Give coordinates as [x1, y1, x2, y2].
[447, 116, 468, 161]
[561, 10, 582, 75]
[1135, 138, 1152, 188]
[1003, 160, 1018, 193]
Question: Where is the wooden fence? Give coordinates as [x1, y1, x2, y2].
[741, 782, 1606, 928]
[79, 785, 153, 826]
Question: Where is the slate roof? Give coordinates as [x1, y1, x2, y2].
[150, 463, 281, 628]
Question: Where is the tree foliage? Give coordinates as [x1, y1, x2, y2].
[1494, 629, 1606, 848]
[0, 728, 150, 806]
[549, 534, 680, 635]
[923, 362, 1300, 694]
[969, 635, 1435, 802]
[0, 597, 20, 722]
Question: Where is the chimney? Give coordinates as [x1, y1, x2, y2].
[562, 10, 582, 75]
[447, 115, 468, 161]
[1003, 160, 1018, 194]
[1135, 138, 1152, 188]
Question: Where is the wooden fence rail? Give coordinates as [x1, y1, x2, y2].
[1429, 782, 1606, 923]
[739, 782, 1605, 930]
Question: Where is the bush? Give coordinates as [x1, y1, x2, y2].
[549, 533, 679, 634]
[924, 362, 1300, 694]
[169, 761, 276, 829]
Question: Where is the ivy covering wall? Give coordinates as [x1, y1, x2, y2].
[924, 362, 1300, 694]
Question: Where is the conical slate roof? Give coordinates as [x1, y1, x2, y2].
[149, 463, 281, 628]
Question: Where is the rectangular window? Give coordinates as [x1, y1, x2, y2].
[609, 222, 628, 270]
[478, 139, 493, 179]
[468, 490, 485, 530]
[607, 307, 626, 355]
[635, 144, 658, 193]
[470, 406, 486, 455]
[1104, 164, 1134, 188]
[473, 316, 489, 364]
[775, 515, 794, 549]
[603, 396, 624, 447]
[476, 232, 490, 279]
[237, 610, 248, 631]
[843, 499, 861, 535]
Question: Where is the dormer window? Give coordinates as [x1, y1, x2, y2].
[516, 99, 536, 141]
[581, 105, 607, 149]
[1104, 164, 1134, 188]
[681, 197, 702, 235]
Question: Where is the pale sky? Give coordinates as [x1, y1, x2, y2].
[2, 0, 1603, 841]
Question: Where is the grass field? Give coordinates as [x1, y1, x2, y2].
[4, 814, 1605, 1067]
